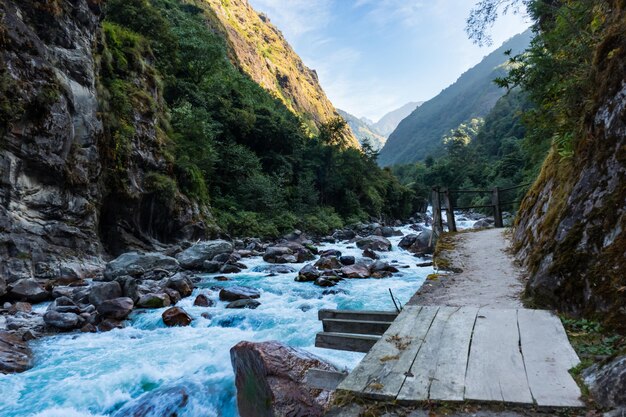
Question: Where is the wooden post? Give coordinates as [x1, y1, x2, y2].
[443, 189, 457, 232]
[492, 187, 503, 228]
[432, 187, 443, 234]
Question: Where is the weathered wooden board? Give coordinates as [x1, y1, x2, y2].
[338, 306, 439, 400]
[361, 306, 440, 399]
[517, 309, 583, 407]
[464, 308, 533, 404]
[304, 369, 347, 391]
[397, 307, 460, 401]
[318, 309, 398, 322]
[423, 307, 478, 401]
[322, 319, 392, 335]
[315, 332, 379, 353]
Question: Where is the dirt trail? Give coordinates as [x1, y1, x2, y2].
[409, 228, 526, 308]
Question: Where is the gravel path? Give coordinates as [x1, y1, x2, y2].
[408, 228, 526, 308]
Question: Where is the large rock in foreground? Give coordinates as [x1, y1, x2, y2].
[0, 332, 33, 374]
[176, 240, 233, 269]
[104, 252, 179, 280]
[230, 341, 337, 417]
[584, 355, 626, 410]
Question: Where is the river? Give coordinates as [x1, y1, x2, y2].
[0, 220, 476, 417]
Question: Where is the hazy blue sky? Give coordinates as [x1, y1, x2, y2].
[248, 0, 530, 121]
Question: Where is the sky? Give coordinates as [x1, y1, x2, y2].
[247, 0, 531, 121]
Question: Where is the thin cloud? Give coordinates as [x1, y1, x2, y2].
[248, 0, 333, 38]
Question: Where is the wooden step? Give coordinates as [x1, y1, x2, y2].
[315, 332, 380, 353]
[318, 309, 398, 322]
[322, 318, 392, 335]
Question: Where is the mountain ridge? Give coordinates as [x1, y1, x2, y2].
[378, 30, 533, 166]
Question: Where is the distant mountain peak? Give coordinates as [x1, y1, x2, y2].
[373, 102, 424, 137]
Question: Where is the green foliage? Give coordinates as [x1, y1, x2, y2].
[562, 317, 625, 358]
[101, 0, 416, 237]
[392, 90, 532, 212]
[490, 0, 606, 161]
[145, 172, 177, 207]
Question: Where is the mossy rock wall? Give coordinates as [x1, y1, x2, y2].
[513, 5, 626, 331]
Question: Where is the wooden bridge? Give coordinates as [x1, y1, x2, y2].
[431, 183, 529, 233]
[312, 306, 584, 408]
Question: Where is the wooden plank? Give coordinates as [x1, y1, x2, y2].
[361, 306, 440, 399]
[318, 309, 398, 322]
[396, 307, 458, 401]
[304, 369, 348, 391]
[464, 309, 533, 404]
[398, 307, 478, 402]
[315, 332, 380, 353]
[517, 309, 584, 407]
[338, 306, 439, 400]
[322, 319, 392, 335]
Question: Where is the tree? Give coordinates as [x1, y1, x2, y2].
[466, 0, 531, 46]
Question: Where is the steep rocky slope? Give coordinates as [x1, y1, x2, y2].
[337, 109, 386, 150]
[513, 10, 626, 330]
[0, 0, 210, 282]
[1, 0, 360, 282]
[378, 30, 532, 166]
[204, 0, 359, 147]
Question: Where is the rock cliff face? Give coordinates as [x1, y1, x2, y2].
[204, 0, 360, 147]
[0, 0, 208, 281]
[513, 11, 626, 330]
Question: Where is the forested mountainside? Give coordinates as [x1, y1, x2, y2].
[373, 101, 422, 137]
[392, 90, 534, 209]
[509, 0, 626, 330]
[203, 0, 358, 147]
[378, 30, 532, 166]
[0, 0, 413, 280]
[337, 109, 387, 150]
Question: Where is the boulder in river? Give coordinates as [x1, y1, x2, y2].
[230, 340, 337, 417]
[137, 293, 171, 309]
[226, 299, 261, 309]
[355, 235, 392, 252]
[166, 273, 194, 298]
[97, 297, 134, 320]
[176, 240, 233, 270]
[43, 310, 82, 330]
[340, 263, 371, 279]
[339, 256, 355, 266]
[162, 307, 192, 327]
[104, 252, 180, 280]
[219, 286, 261, 302]
[263, 247, 296, 264]
[202, 260, 221, 273]
[398, 230, 433, 255]
[89, 281, 122, 307]
[332, 229, 355, 241]
[314, 277, 339, 287]
[8, 279, 49, 303]
[193, 294, 214, 307]
[253, 265, 296, 274]
[295, 264, 320, 282]
[0, 331, 33, 374]
[314, 256, 341, 270]
[319, 249, 342, 258]
[362, 248, 379, 260]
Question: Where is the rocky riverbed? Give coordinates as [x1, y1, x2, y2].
[0, 219, 441, 417]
